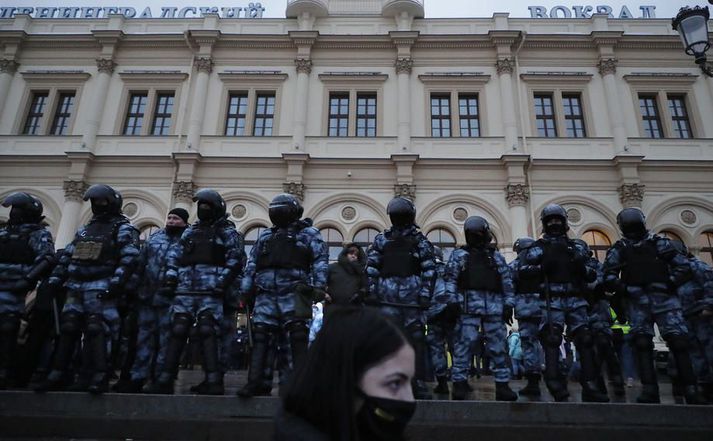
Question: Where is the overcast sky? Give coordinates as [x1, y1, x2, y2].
[2, 1, 694, 19]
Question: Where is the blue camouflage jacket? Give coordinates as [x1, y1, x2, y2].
[0, 223, 55, 289]
[677, 256, 713, 316]
[136, 228, 183, 303]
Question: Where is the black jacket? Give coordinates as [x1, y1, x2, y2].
[273, 409, 330, 441]
[326, 243, 367, 306]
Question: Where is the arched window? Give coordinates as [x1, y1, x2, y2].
[319, 227, 345, 262]
[427, 228, 457, 261]
[698, 231, 713, 266]
[659, 230, 684, 243]
[353, 227, 381, 250]
[244, 225, 268, 256]
[581, 230, 612, 262]
[139, 224, 160, 245]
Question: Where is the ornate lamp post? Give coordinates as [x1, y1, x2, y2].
[672, 5, 713, 77]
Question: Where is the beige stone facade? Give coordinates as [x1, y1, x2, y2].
[1, 0, 712, 264]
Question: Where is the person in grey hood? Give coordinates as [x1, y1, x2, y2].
[326, 243, 368, 309]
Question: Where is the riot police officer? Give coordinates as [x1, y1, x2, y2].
[509, 237, 544, 398]
[0, 192, 55, 388]
[516, 204, 608, 402]
[366, 197, 436, 399]
[238, 193, 328, 397]
[154, 190, 245, 395]
[604, 208, 706, 404]
[37, 184, 140, 394]
[445, 216, 517, 401]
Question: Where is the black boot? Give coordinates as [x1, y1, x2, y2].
[34, 329, 80, 393]
[190, 379, 207, 394]
[433, 376, 449, 394]
[197, 318, 223, 396]
[519, 373, 542, 397]
[634, 335, 660, 403]
[34, 369, 71, 393]
[412, 379, 433, 400]
[543, 340, 569, 402]
[151, 372, 175, 395]
[669, 335, 707, 405]
[452, 380, 470, 400]
[495, 382, 518, 401]
[702, 383, 713, 402]
[683, 385, 708, 405]
[595, 375, 608, 395]
[113, 378, 145, 393]
[238, 327, 270, 398]
[199, 372, 224, 395]
[637, 384, 661, 403]
[608, 374, 626, 397]
[545, 379, 570, 402]
[581, 380, 610, 403]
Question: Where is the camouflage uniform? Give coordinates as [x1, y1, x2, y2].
[425, 259, 457, 389]
[509, 256, 543, 377]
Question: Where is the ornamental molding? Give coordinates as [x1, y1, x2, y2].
[393, 183, 416, 201]
[505, 184, 530, 207]
[618, 183, 645, 208]
[173, 180, 196, 203]
[218, 71, 288, 84]
[20, 71, 91, 83]
[623, 73, 698, 86]
[118, 71, 189, 83]
[63, 180, 89, 202]
[395, 57, 414, 75]
[496, 58, 514, 75]
[283, 182, 305, 201]
[96, 58, 116, 74]
[417, 73, 490, 85]
[597, 58, 617, 76]
[318, 72, 389, 83]
[294, 58, 313, 74]
[0, 59, 19, 74]
[194, 57, 214, 74]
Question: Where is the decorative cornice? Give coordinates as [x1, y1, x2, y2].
[505, 184, 530, 207]
[496, 58, 514, 75]
[597, 58, 617, 76]
[283, 182, 305, 201]
[623, 73, 698, 86]
[63, 180, 89, 202]
[96, 58, 116, 74]
[0, 59, 19, 74]
[173, 180, 196, 203]
[618, 183, 645, 208]
[194, 57, 214, 74]
[319, 72, 389, 83]
[417, 73, 490, 85]
[395, 57, 414, 75]
[389, 31, 420, 47]
[118, 71, 189, 82]
[393, 183, 416, 201]
[295, 58, 312, 75]
[288, 30, 320, 47]
[519, 72, 593, 84]
[218, 71, 288, 83]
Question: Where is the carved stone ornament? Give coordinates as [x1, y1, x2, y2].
[194, 57, 214, 74]
[393, 183, 416, 200]
[173, 181, 197, 203]
[597, 58, 617, 76]
[63, 180, 89, 202]
[294, 58, 312, 75]
[341, 206, 357, 221]
[505, 184, 530, 207]
[0, 59, 19, 74]
[123, 202, 139, 218]
[453, 207, 468, 222]
[232, 204, 247, 219]
[680, 209, 697, 226]
[96, 58, 116, 74]
[566, 208, 582, 224]
[283, 182, 305, 201]
[618, 183, 645, 208]
[496, 58, 514, 75]
[395, 57, 414, 75]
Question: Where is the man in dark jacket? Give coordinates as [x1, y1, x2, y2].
[326, 243, 367, 309]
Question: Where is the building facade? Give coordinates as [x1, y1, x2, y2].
[1, 0, 712, 264]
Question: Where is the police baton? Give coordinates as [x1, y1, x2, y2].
[51, 297, 61, 336]
[543, 273, 553, 338]
[244, 302, 254, 349]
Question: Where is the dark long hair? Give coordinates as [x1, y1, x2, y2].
[282, 306, 410, 441]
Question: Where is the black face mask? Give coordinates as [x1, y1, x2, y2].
[545, 220, 566, 236]
[466, 232, 489, 247]
[622, 224, 647, 241]
[197, 206, 215, 222]
[8, 207, 26, 225]
[356, 394, 416, 441]
[165, 225, 186, 236]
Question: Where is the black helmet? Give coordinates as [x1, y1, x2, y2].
[432, 245, 444, 264]
[83, 184, 122, 216]
[269, 193, 302, 228]
[387, 197, 415, 228]
[464, 216, 492, 247]
[193, 189, 226, 223]
[513, 237, 535, 254]
[616, 208, 647, 240]
[2, 192, 44, 224]
[540, 203, 569, 236]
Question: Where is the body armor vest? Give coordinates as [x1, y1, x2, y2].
[180, 227, 227, 266]
[0, 227, 36, 264]
[255, 229, 311, 271]
[380, 235, 421, 277]
[516, 273, 541, 293]
[71, 220, 121, 264]
[541, 240, 579, 284]
[621, 240, 670, 286]
[458, 248, 502, 292]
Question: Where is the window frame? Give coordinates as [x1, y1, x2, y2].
[418, 74, 490, 138]
[667, 94, 693, 139]
[49, 91, 77, 136]
[638, 93, 664, 139]
[253, 92, 276, 137]
[457, 93, 481, 138]
[533, 92, 558, 138]
[23, 91, 50, 135]
[225, 92, 249, 136]
[430, 93, 452, 138]
[115, 71, 187, 136]
[318, 73, 387, 137]
[561, 92, 587, 138]
[217, 72, 287, 137]
[356, 92, 377, 137]
[150, 91, 175, 136]
[328, 92, 350, 137]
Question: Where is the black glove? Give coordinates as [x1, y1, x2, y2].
[349, 290, 367, 305]
[418, 295, 431, 310]
[444, 302, 462, 321]
[295, 283, 313, 297]
[12, 278, 33, 295]
[212, 285, 225, 298]
[502, 305, 514, 326]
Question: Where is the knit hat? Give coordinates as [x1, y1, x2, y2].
[168, 207, 189, 223]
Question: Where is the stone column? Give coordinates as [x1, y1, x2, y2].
[81, 58, 116, 150]
[172, 180, 196, 211]
[0, 59, 18, 121]
[598, 58, 628, 152]
[55, 180, 89, 248]
[186, 57, 213, 151]
[496, 58, 518, 150]
[505, 183, 530, 240]
[292, 58, 312, 150]
[618, 183, 645, 209]
[395, 57, 413, 150]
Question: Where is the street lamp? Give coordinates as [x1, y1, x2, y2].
[672, 5, 713, 77]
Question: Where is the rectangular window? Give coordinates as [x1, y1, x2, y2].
[638, 94, 663, 138]
[253, 93, 275, 136]
[534, 93, 557, 137]
[667, 95, 692, 139]
[23, 92, 49, 135]
[562, 93, 586, 138]
[123, 92, 148, 135]
[225, 93, 248, 136]
[458, 94, 480, 137]
[356, 93, 377, 137]
[50, 92, 75, 135]
[430, 94, 451, 137]
[150, 92, 174, 135]
[328, 93, 349, 137]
